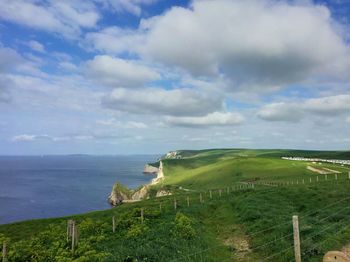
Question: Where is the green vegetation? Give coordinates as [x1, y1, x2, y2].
[1, 148, 350, 261]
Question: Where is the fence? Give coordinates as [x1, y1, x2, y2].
[1, 171, 350, 261]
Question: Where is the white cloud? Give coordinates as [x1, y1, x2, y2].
[257, 95, 350, 122]
[165, 112, 244, 127]
[0, 86, 11, 103]
[12, 134, 51, 142]
[97, 118, 148, 129]
[304, 95, 350, 115]
[102, 87, 223, 116]
[85, 55, 160, 87]
[87, 0, 350, 89]
[59, 62, 78, 72]
[85, 26, 145, 54]
[28, 40, 45, 53]
[142, 0, 349, 85]
[97, 0, 158, 16]
[11, 132, 140, 143]
[0, 0, 100, 38]
[257, 102, 303, 122]
[0, 46, 23, 72]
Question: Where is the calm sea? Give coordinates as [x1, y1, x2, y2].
[0, 155, 159, 224]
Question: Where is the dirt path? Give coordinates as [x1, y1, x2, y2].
[307, 166, 340, 174]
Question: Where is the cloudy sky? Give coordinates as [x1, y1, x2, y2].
[1, 0, 350, 155]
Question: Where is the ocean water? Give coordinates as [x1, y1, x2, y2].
[0, 155, 159, 224]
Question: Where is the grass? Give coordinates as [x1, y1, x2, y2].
[1, 148, 350, 261]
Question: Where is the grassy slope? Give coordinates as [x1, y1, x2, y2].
[1, 148, 350, 261]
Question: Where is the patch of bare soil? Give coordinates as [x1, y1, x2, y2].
[223, 235, 251, 261]
[341, 243, 350, 257]
[307, 166, 340, 175]
[322, 167, 341, 174]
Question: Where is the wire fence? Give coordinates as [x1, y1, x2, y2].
[2, 172, 350, 261]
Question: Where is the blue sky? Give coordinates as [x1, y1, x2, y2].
[0, 0, 350, 155]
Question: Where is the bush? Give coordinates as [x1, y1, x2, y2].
[126, 224, 149, 239]
[173, 212, 195, 239]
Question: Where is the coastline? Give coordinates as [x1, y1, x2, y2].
[108, 160, 167, 205]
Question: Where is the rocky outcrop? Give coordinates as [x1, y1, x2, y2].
[156, 190, 172, 197]
[108, 182, 132, 206]
[131, 185, 150, 200]
[108, 161, 167, 206]
[143, 164, 159, 174]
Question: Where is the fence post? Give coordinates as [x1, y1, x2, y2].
[317, 176, 319, 182]
[141, 208, 144, 224]
[2, 242, 7, 262]
[71, 220, 76, 252]
[302, 179, 304, 184]
[219, 189, 222, 197]
[112, 216, 116, 233]
[187, 196, 190, 207]
[335, 174, 338, 180]
[309, 178, 312, 183]
[292, 215, 301, 262]
[174, 198, 177, 211]
[209, 190, 212, 199]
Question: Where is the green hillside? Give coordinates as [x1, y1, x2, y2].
[1, 148, 350, 261]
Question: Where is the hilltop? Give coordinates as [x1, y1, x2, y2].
[1, 148, 350, 261]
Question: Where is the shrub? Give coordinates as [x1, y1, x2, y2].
[126, 224, 149, 239]
[173, 212, 195, 239]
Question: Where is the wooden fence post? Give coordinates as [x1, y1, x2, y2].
[141, 208, 144, 224]
[293, 215, 301, 262]
[2, 242, 7, 262]
[174, 198, 177, 211]
[317, 176, 319, 182]
[187, 196, 190, 207]
[112, 216, 116, 233]
[302, 179, 304, 184]
[67, 219, 73, 242]
[71, 220, 76, 252]
[325, 174, 328, 181]
[209, 190, 212, 199]
[335, 174, 338, 180]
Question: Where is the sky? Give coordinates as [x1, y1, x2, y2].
[0, 0, 350, 155]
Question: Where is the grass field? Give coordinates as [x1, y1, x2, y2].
[1, 148, 350, 261]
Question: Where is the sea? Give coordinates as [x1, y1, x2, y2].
[0, 155, 159, 224]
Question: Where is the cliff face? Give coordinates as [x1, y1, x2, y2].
[151, 161, 164, 185]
